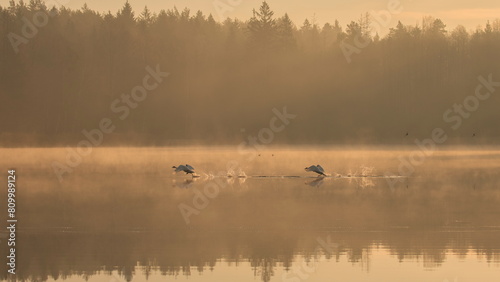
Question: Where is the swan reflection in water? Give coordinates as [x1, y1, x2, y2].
[172, 173, 247, 189]
[172, 178, 197, 189]
[305, 177, 325, 187]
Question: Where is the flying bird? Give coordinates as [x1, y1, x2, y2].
[172, 164, 195, 175]
[305, 165, 327, 177]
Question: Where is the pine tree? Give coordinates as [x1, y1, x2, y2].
[346, 21, 362, 40]
[139, 6, 155, 26]
[248, 1, 276, 50]
[277, 13, 296, 50]
[117, 1, 135, 23]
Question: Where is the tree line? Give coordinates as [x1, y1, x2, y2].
[1, 0, 500, 146]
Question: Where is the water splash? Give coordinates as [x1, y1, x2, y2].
[360, 166, 375, 177]
[227, 168, 247, 178]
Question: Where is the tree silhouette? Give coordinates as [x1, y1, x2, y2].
[276, 13, 296, 50]
[1, 0, 500, 146]
[248, 1, 276, 51]
[117, 0, 135, 23]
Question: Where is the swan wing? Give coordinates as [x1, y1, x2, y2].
[317, 165, 325, 173]
[175, 165, 186, 172]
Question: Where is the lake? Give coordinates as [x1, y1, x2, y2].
[1, 147, 500, 282]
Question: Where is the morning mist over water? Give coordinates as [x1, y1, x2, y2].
[1, 0, 500, 281]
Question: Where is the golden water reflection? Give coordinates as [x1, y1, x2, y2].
[1, 147, 500, 281]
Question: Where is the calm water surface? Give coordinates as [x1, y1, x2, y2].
[1, 147, 500, 282]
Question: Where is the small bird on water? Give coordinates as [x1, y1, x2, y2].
[172, 164, 196, 175]
[305, 165, 327, 177]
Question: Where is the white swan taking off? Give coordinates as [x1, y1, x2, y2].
[172, 164, 195, 175]
[305, 165, 326, 176]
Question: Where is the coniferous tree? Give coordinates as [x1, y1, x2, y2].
[276, 13, 296, 50]
[1, 1, 500, 146]
[248, 1, 276, 51]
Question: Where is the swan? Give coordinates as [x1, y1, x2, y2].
[305, 165, 326, 176]
[172, 164, 195, 175]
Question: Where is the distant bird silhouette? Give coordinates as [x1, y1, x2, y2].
[172, 164, 195, 175]
[305, 165, 326, 176]
[405, 132, 409, 136]
[472, 133, 476, 137]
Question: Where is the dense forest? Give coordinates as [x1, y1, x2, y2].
[1, 0, 500, 146]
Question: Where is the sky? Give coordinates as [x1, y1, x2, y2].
[2, 0, 500, 34]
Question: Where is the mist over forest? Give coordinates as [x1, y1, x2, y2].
[1, 0, 500, 146]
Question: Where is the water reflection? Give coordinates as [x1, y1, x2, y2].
[1, 230, 499, 281]
[305, 177, 324, 187]
[1, 148, 500, 281]
[172, 178, 197, 189]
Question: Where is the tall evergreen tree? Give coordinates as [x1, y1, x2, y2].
[248, 1, 276, 50]
[276, 13, 296, 50]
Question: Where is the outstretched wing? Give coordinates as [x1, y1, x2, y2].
[174, 165, 186, 172]
[316, 165, 325, 173]
[185, 164, 195, 171]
